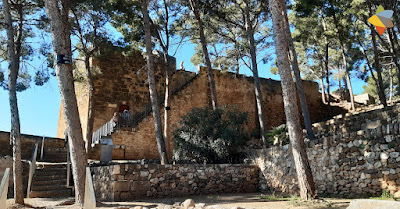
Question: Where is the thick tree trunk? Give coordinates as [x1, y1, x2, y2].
[44, 0, 88, 205]
[243, 0, 267, 145]
[269, 0, 316, 200]
[320, 78, 326, 104]
[189, 0, 218, 110]
[280, 1, 315, 140]
[142, 0, 168, 165]
[163, 53, 170, 157]
[369, 3, 387, 107]
[85, 56, 94, 152]
[3, 0, 24, 204]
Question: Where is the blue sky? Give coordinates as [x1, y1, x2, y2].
[0, 24, 367, 138]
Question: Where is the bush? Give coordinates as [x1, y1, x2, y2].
[173, 106, 249, 164]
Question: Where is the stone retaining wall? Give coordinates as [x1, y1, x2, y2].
[91, 164, 259, 201]
[249, 104, 400, 197]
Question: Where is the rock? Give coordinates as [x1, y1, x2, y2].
[390, 152, 400, 158]
[353, 140, 360, 147]
[360, 173, 366, 180]
[385, 135, 393, 143]
[182, 199, 196, 208]
[196, 203, 206, 208]
[394, 191, 400, 199]
[133, 207, 143, 209]
[346, 199, 400, 209]
[348, 142, 354, 148]
[140, 171, 149, 177]
[230, 207, 245, 209]
[380, 153, 389, 160]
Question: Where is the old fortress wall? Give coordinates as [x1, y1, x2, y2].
[57, 52, 343, 160]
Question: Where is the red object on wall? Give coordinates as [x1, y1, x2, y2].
[119, 105, 130, 112]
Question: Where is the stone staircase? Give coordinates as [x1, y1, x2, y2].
[29, 164, 72, 198]
[29, 145, 72, 198]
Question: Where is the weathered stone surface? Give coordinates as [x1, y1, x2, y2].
[346, 199, 400, 209]
[182, 199, 196, 208]
[92, 164, 259, 201]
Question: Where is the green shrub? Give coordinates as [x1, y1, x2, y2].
[266, 124, 289, 146]
[173, 106, 249, 164]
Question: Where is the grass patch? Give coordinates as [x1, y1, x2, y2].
[370, 190, 396, 201]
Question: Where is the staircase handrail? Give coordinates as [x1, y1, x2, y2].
[27, 139, 39, 198]
[0, 168, 10, 208]
[84, 167, 96, 209]
[40, 136, 45, 160]
[91, 73, 199, 145]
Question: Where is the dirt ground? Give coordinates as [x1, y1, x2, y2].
[6, 193, 351, 209]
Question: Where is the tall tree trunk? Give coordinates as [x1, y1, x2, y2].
[331, 12, 355, 110]
[269, 0, 316, 200]
[390, 67, 393, 103]
[320, 78, 326, 104]
[280, 0, 315, 140]
[243, 0, 267, 145]
[142, 0, 168, 165]
[163, 53, 170, 157]
[322, 18, 330, 105]
[85, 56, 94, 153]
[3, 0, 24, 204]
[189, 0, 218, 110]
[369, 2, 387, 107]
[162, 0, 170, 156]
[44, 0, 88, 205]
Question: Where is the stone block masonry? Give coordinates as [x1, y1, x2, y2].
[249, 103, 400, 197]
[90, 164, 259, 201]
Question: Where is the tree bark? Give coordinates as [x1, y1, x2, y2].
[322, 18, 330, 105]
[331, 12, 355, 110]
[163, 53, 170, 157]
[280, 0, 315, 140]
[320, 78, 326, 104]
[85, 56, 94, 152]
[269, 0, 316, 200]
[369, 2, 387, 107]
[243, 0, 267, 145]
[389, 67, 393, 103]
[162, 0, 170, 157]
[3, 0, 24, 204]
[189, 0, 218, 110]
[142, 0, 168, 165]
[44, 0, 88, 205]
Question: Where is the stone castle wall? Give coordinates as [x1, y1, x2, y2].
[57, 52, 195, 139]
[57, 53, 344, 160]
[90, 164, 259, 201]
[249, 104, 400, 197]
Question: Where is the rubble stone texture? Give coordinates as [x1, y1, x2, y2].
[90, 164, 259, 201]
[249, 104, 400, 197]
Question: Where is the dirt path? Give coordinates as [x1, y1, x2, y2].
[6, 193, 351, 209]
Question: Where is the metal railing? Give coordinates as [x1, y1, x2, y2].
[27, 139, 39, 198]
[84, 167, 96, 209]
[40, 136, 45, 160]
[0, 168, 10, 209]
[91, 73, 199, 146]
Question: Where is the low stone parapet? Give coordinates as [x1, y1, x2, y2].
[90, 164, 259, 201]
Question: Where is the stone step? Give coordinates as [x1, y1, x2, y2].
[32, 179, 67, 186]
[33, 174, 67, 181]
[29, 189, 72, 198]
[35, 168, 67, 174]
[31, 184, 68, 191]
